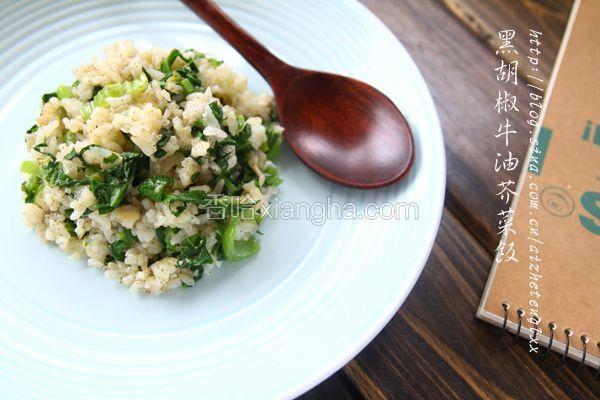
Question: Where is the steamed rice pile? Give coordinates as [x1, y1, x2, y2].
[20, 41, 283, 295]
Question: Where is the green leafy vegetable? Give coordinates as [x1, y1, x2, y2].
[158, 71, 173, 89]
[41, 161, 85, 188]
[64, 220, 77, 237]
[64, 149, 78, 160]
[156, 227, 213, 279]
[158, 49, 202, 97]
[49, 151, 145, 218]
[78, 145, 106, 167]
[176, 234, 212, 279]
[160, 190, 253, 217]
[163, 189, 207, 215]
[156, 226, 180, 255]
[26, 125, 38, 134]
[103, 153, 119, 164]
[90, 179, 128, 214]
[21, 175, 43, 203]
[230, 115, 253, 153]
[90, 151, 148, 186]
[164, 189, 207, 205]
[223, 179, 239, 195]
[108, 229, 137, 262]
[137, 176, 174, 201]
[209, 101, 223, 122]
[213, 140, 234, 175]
[175, 63, 201, 94]
[141, 67, 153, 82]
[154, 128, 173, 158]
[63, 210, 77, 238]
[33, 143, 55, 160]
[222, 215, 260, 261]
[191, 119, 205, 138]
[160, 49, 190, 73]
[119, 152, 149, 184]
[264, 122, 282, 161]
[202, 115, 260, 195]
[264, 166, 283, 187]
[41, 92, 57, 103]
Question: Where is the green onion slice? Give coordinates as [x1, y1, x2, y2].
[20, 160, 41, 176]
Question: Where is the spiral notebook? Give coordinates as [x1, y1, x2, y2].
[477, 0, 600, 369]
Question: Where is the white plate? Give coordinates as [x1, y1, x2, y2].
[0, 0, 445, 398]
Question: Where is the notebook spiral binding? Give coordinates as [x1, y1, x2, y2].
[500, 301, 599, 379]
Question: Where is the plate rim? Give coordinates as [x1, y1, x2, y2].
[284, 2, 446, 397]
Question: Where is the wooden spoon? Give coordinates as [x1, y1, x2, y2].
[182, 0, 414, 188]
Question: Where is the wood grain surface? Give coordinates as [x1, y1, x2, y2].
[441, 0, 571, 84]
[299, 0, 600, 399]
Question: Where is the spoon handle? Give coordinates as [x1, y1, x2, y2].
[181, 0, 294, 88]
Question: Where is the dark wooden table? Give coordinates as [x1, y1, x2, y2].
[299, 1, 600, 399]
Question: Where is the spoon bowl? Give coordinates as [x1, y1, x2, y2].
[276, 71, 413, 188]
[183, 0, 415, 188]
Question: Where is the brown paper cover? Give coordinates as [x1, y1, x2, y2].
[477, 0, 600, 367]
